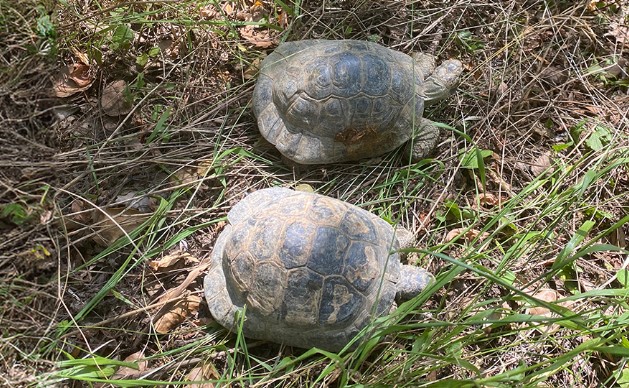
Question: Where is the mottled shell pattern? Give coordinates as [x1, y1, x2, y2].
[252, 40, 431, 164]
[204, 187, 403, 351]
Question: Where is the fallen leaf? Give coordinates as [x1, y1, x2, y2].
[477, 193, 499, 207]
[222, 2, 235, 16]
[525, 288, 558, 316]
[101, 80, 133, 116]
[171, 167, 200, 186]
[171, 161, 216, 186]
[587, 0, 605, 12]
[250, 0, 266, 22]
[52, 63, 94, 97]
[40, 210, 53, 224]
[63, 199, 93, 231]
[515, 152, 553, 177]
[116, 192, 158, 212]
[539, 65, 568, 86]
[112, 351, 147, 380]
[186, 363, 220, 388]
[243, 56, 263, 80]
[531, 121, 555, 138]
[606, 21, 629, 48]
[239, 25, 275, 48]
[277, 11, 289, 29]
[91, 207, 149, 246]
[523, 288, 575, 333]
[153, 294, 201, 334]
[149, 252, 199, 272]
[70, 47, 90, 65]
[495, 81, 508, 97]
[199, 5, 218, 19]
[151, 261, 210, 333]
[530, 152, 553, 176]
[445, 228, 490, 243]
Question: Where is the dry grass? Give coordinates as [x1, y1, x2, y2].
[1, 0, 628, 386]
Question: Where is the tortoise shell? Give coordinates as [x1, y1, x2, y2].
[252, 39, 431, 164]
[204, 187, 403, 351]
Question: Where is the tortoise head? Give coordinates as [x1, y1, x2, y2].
[417, 58, 463, 104]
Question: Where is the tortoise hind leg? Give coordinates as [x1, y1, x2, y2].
[396, 265, 434, 300]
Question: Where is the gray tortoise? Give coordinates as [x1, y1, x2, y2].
[252, 39, 463, 164]
[204, 187, 433, 351]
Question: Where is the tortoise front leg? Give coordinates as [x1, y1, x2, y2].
[404, 118, 442, 163]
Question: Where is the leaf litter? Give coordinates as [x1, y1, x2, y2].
[2, 0, 628, 386]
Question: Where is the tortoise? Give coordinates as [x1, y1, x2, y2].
[251, 39, 463, 164]
[204, 187, 433, 351]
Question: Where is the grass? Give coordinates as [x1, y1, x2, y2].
[1, 0, 628, 386]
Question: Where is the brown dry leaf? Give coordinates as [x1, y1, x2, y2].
[445, 228, 490, 243]
[52, 63, 94, 97]
[112, 351, 147, 380]
[92, 207, 149, 246]
[524, 288, 577, 333]
[151, 261, 210, 331]
[40, 210, 53, 224]
[63, 199, 90, 230]
[530, 152, 553, 176]
[495, 81, 508, 97]
[606, 22, 629, 48]
[187, 367, 214, 388]
[587, 0, 606, 12]
[101, 80, 133, 116]
[487, 168, 515, 197]
[477, 193, 499, 207]
[222, 2, 235, 16]
[153, 294, 201, 334]
[199, 5, 218, 19]
[539, 65, 568, 86]
[526, 288, 558, 316]
[239, 25, 275, 48]
[153, 261, 211, 307]
[197, 160, 215, 177]
[172, 166, 201, 186]
[244, 56, 263, 80]
[116, 192, 158, 213]
[250, 0, 266, 22]
[171, 161, 215, 186]
[149, 252, 199, 272]
[62, 199, 95, 231]
[531, 121, 555, 138]
[70, 48, 90, 65]
[186, 362, 220, 387]
[277, 11, 290, 29]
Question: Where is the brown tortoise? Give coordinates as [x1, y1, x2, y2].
[252, 39, 463, 164]
[204, 187, 433, 351]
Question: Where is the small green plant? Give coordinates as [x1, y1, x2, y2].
[456, 30, 485, 53]
[459, 147, 492, 169]
[35, 5, 57, 55]
[109, 24, 135, 51]
[562, 120, 616, 152]
[585, 57, 629, 87]
[136, 46, 161, 68]
[147, 105, 173, 144]
[584, 124, 614, 151]
[0, 203, 32, 225]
